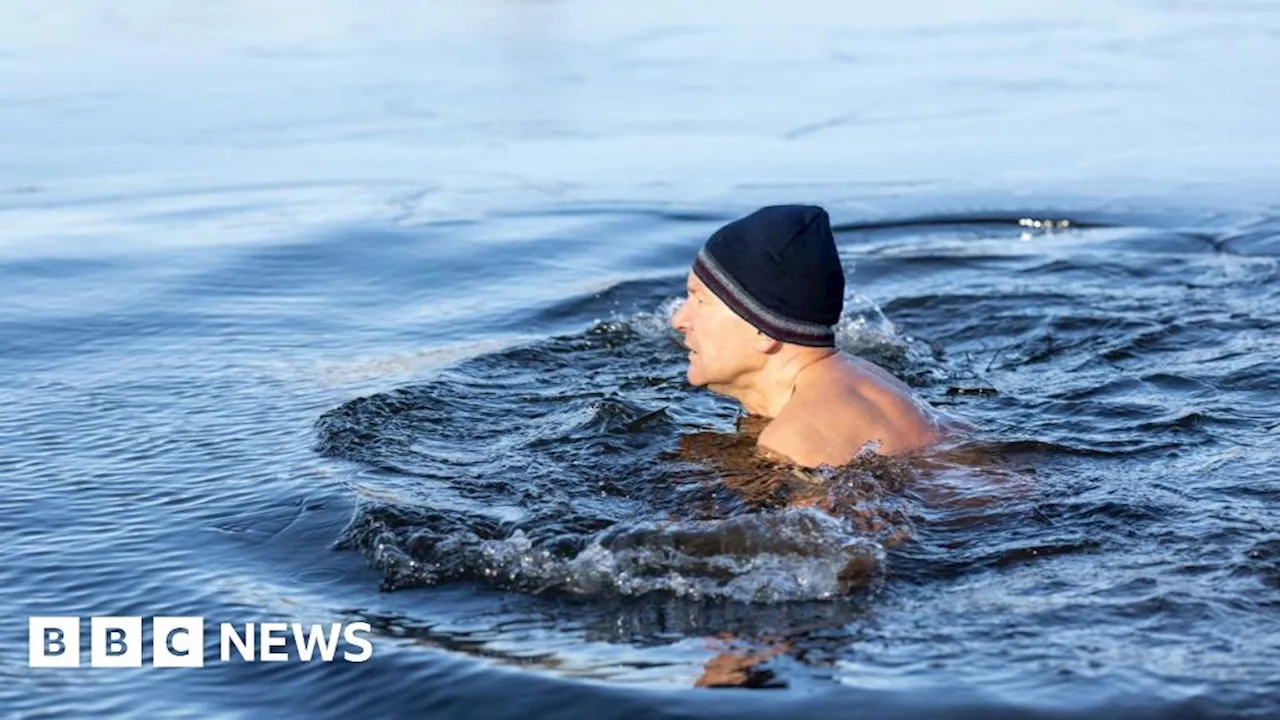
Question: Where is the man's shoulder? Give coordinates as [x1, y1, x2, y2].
[787, 379, 887, 432]
[756, 414, 842, 467]
[757, 399, 881, 467]
[805, 356, 936, 441]
[758, 375, 938, 465]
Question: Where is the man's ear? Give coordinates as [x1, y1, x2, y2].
[754, 332, 781, 354]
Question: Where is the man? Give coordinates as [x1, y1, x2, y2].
[671, 204, 940, 468]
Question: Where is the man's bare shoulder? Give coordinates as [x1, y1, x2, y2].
[757, 358, 938, 466]
[757, 413, 845, 468]
[757, 393, 886, 467]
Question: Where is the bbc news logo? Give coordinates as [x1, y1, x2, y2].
[29, 617, 373, 667]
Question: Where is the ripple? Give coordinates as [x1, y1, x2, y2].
[317, 309, 932, 602]
[7, 202, 1280, 714]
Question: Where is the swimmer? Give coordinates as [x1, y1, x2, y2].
[671, 205, 941, 468]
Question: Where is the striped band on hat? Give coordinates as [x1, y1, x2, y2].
[692, 248, 836, 347]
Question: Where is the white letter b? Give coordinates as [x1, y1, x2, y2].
[91, 617, 141, 667]
[29, 617, 80, 667]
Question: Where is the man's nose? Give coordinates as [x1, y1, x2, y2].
[671, 300, 690, 332]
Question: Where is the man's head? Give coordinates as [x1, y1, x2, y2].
[671, 205, 845, 389]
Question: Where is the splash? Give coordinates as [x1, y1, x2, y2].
[354, 508, 887, 602]
[319, 287, 934, 602]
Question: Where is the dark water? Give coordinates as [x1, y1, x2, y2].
[4, 2, 1280, 718]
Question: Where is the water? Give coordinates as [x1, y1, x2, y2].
[3, 1, 1280, 717]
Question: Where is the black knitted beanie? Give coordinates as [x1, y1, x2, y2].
[692, 205, 844, 347]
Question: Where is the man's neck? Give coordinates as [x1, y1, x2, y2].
[717, 348, 839, 418]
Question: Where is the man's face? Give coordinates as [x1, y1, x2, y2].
[670, 272, 765, 389]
